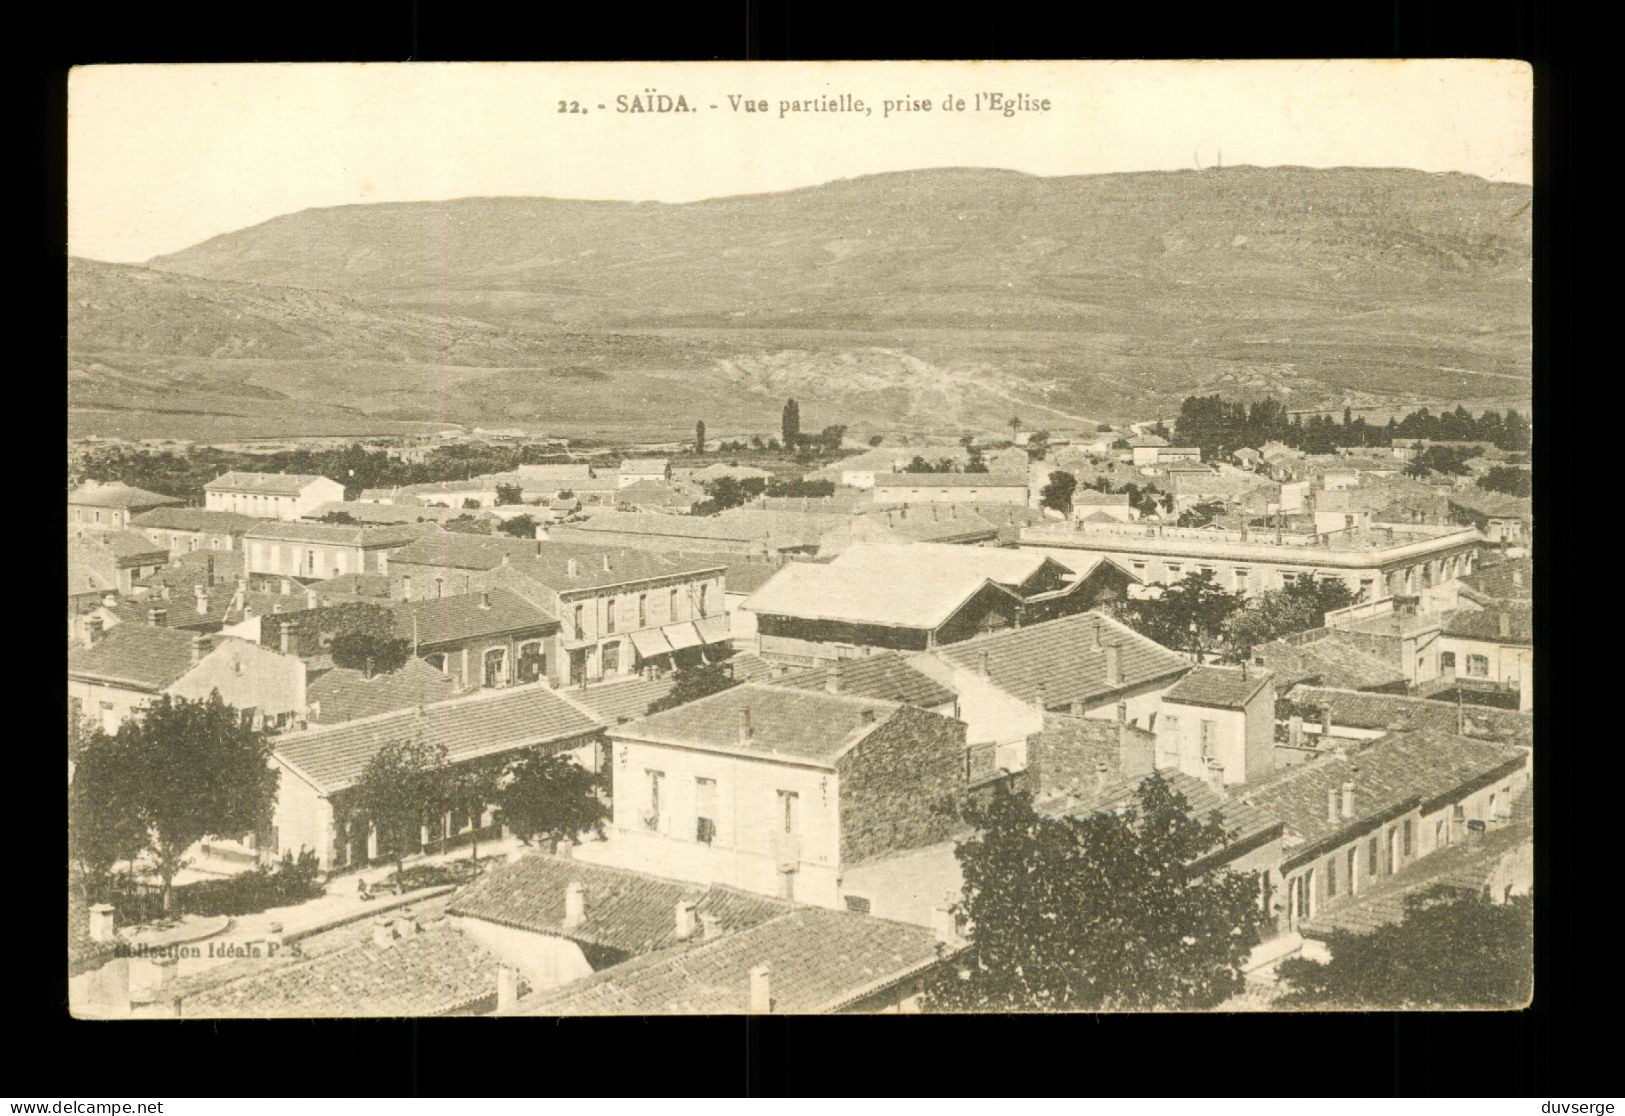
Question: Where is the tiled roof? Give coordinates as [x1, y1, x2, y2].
[1217, 729, 1527, 860]
[449, 853, 789, 955]
[1448, 492, 1533, 521]
[68, 483, 182, 510]
[1458, 557, 1532, 605]
[670, 553, 788, 595]
[620, 458, 670, 473]
[205, 471, 335, 495]
[688, 463, 774, 482]
[67, 563, 114, 598]
[616, 480, 692, 505]
[514, 904, 941, 1015]
[67, 624, 222, 690]
[391, 587, 557, 647]
[107, 586, 287, 631]
[499, 545, 725, 595]
[134, 550, 247, 590]
[1252, 633, 1407, 692]
[307, 658, 461, 725]
[274, 684, 604, 794]
[178, 920, 513, 1017]
[722, 652, 777, 683]
[130, 507, 260, 534]
[310, 572, 394, 601]
[563, 676, 676, 725]
[935, 612, 1191, 709]
[613, 683, 906, 766]
[1286, 686, 1533, 747]
[556, 513, 812, 548]
[1443, 606, 1533, 645]
[387, 533, 542, 571]
[769, 652, 957, 709]
[74, 529, 169, 563]
[1126, 434, 1170, 448]
[1162, 665, 1275, 710]
[517, 464, 595, 481]
[872, 472, 1027, 489]
[1054, 768, 1232, 827]
[244, 522, 426, 547]
[306, 501, 475, 526]
[1073, 491, 1133, 506]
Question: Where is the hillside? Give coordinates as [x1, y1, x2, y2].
[70, 167, 1532, 440]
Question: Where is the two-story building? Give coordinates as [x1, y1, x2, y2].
[205, 473, 345, 520]
[68, 483, 182, 533]
[871, 473, 1029, 506]
[243, 522, 425, 590]
[68, 531, 171, 595]
[618, 458, 670, 488]
[599, 683, 968, 908]
[392, 587, 560, 691]
[1153, 665, 1277, 787]
[1439, 606, 1533, 711]
[130, 507, 261, 557]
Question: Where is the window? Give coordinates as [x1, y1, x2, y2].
[602, 641, 620, 677]
[695, 777, 718, 844]
[669, 588, 679, 621]
[699, 585, 709, 616]
[1386, 827, 1399, 874]
[606, 597, 616, 634]
[305, 550, 316, 575]
[638, 594, 648, 627]
[1326, 856, 1337, 898]
[99, 701, 118, 734]
[1234, 568, 1249, 592]
[1440, 651, 1456, 672]
[1402, 819, 1413, 859]
[1368, 837, 1378, 877]
[434, 577, 445, 601]
[1435, 818, 1447, 849]
[1347, 847, 1359, 896]
[777, 789, 800, 835]
[1167, 563, 1183, 576]
[1297, 869, 1315, 920]
[573, 604, 585, 639]
[483, 648, 507, 688]
[844, 895, 872, 915]
[1466, 654, 1490, 677]
[1132, 561, 1147, 575]
[1199, 720, 1216, 759]
[644, 771, 664, 830]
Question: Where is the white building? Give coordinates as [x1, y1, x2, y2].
[205, 473, 344, 520]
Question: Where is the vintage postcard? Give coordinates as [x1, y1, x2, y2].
[67, 59, 1533, 1016]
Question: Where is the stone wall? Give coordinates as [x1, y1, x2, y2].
[837, 705, 967, 865]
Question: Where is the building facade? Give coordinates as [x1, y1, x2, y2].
[205, 473, 345, 520]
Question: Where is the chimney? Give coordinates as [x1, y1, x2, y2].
[479, 591, 492, 610]
[555, 840, 573, 860]
[147, 606, 167, 627]
[1205, 759, 1225, 790]
[280, 620, 298, 657]
[824, 662, 842, 694]
[496, 964, 519, 1012]
[305, 588, 319, 609]
[1327, 787, 1341, 824]
[602, 552, 612, 572]
[978, 649, 991, 677]
[699, 912, 722, 941]
[371, 918, 397, 949]
[931, 907, 960, 948]
[1340, 781, 1355, 820]
[563, 881, 585, 929]
[364, 656, 375, 680]
[1094, 759, 1111, 792]
[1321, 706, 1333, 737]
[195, 584, 210, 615]
[738, 707, 754, 745]
[674, 900, 698, 941]
[206, 554, 216, 585]
[1241, 662, 1249, 681]
[748, 964, 772, 1013]
[500, 553, 510, 567]
[102, 593, 118, 609]
[190, 633, 209, 666]
[88, 903, 117, 943]
[1104, 645, 1122, 687]
[566, 558, 579, 578]
[1497, 612, 1510, 639]
[84, 616, 105, 648]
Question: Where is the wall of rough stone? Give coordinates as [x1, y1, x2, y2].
[837, 705, 967, 865]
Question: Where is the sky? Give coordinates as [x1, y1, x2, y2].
[68, 60, 1533, 263]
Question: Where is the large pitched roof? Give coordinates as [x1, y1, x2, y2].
[872, 472, 1027, 489]
[1286, 686, 1533, 747]
[620, 458, 669, 473]
[67, 483, 182, 510]
[565, 676, 676, 725]
[243, 521, 426, 547]
[387, 532, 542, 571]
[273, 684, 603, 794]
[935, 612, 1191, 709]
[67, 624, 224, 690]
[306, 658, 461, 725]
[1458, 557, 1533, 605]
[514, 905, 942, 1015]
[744, 552, 1023, 631]
[1443, 605, 1533, 645]
[498, 545, 725, 594]
[1251, 632, 1408, 692]
[449, 854, 789, 955]
[1162, 665, 1275, 710]
[768, 653, 957, 709]
[391, 587, 557, 646]
[73, 529, 169, 563]
[205, 471, 336, 495]
[129, 507, 260, 534]
[1218, 729, 1527, 862]
[612, 683, 907, 767]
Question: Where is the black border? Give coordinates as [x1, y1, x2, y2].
[33, 0, 1582, 1097]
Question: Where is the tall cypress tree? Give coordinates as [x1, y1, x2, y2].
[782, 399, 800, 447]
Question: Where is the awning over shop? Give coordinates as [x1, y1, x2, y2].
[694, 614, 731, 644]
[661, 622, 704, 653]
[629, 628, 674, 660]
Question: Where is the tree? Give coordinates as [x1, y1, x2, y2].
[318, 510, 359, 524]
[694, 420, 706, 456]
[1177, 500, 1228, 528]
[817, 424, 847, 453]
[351, 736, 449, 879]
[495, 483, 524, 506]
[497, 750, 609, 852]
[1277, 885, 1532, 1008]
[462, 498, 483, 510]
[1025, 431, 1050, 457]
[782, 399, 801, 447]
[925, 776, 1266, 1011]
[109, 694, 281, 913]
[765, 477, 835, 499]
[646, 662, 741, 714]
[1120, 571, 1243, 662]
[867, 434, 885, 447]
[1040, 470, 1077, 514]
[1477, 467, 1532, 498]
[1221, 578, 1358, 659]
[965, 445, 989, 474]
[329, 630, 413, 674]
[496, 513, 540, 538]
[69, 719, 146, 903]
[448, 762, 505, 862]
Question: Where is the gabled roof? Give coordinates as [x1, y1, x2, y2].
[449, 853, 789, 955]
[1443, 605, 1533, 645]
[67, 624, 224, 690]
[309, 572, 394, 602]
[72, 530, 169, 564]
[565, 676, 677, 725]
[769, 652, 957, 709]
[243, 521, 427, 547]
[513, 904, 942, 1015]
[498, 545, 725, 595]
[1252, 632, 1407, 692]
[872, 472, 1027, 489]
[391, 587, 557, 647]
[306, 658, 461, 725]
[617, 480, 691, 505]
[1284, 685, 1533, 747]
[669, 552, 789, 596]
[620, 458, 670, 473]
[1073, 491, 1133, 506]
[273, 684, 604, 795]
[68, 483, 182, 510]
[1162, 665, 1275, 710]
[387, 532, 542, 571]
[205, 471, 337, 495]
[305, 501, 475, 526]
[129, 508, 260, 534]
[1055, 768, 1232, 828]
[1457, 557, 1533, 605]
[1126, 433, 1170, 448]
[934, 612, 1191, 709]
[744, 547, 1032, 631]
[612, 683, 908, 767]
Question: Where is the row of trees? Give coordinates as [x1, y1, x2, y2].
[1038, 471, 1174, 518]
[1107, 571, 1359, 662]
[1173, 396, 1531, 460]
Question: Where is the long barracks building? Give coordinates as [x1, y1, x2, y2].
[1018, 520, 1485, 600]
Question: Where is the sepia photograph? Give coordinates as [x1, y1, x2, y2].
[65, 59, 1534, 1019]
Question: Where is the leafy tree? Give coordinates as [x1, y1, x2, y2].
[1025, 430, 1050, 456]
[817, 425, 847, 453]
[69, 719, 147, 902]
[448, 762, 505, 862]
[443, 514, 491, 535]
[694, 420, 706, 456]
[1221, 578, 1358, 659]
[495, 483, 524, 506]
[646, 662, 741, 714]
[1477, 467, 1532, 498]
[1277, 885, 1532, 1008]
[692, 475, 767, 516]
[496, 514, 540, 538]
[1120, 571, 1243, 662]
[765, 477, 835, 499]
[319, 510, 359, 524]
[904, 455, 937, 474]
[1040, 470, 1077, 514]
[108, 693, 280, 913]
[965, 446, 989, 474]
[782, 399, 801, 447]
[1177, 500, 1228, 528]
[1404, 445, 1477, 478]
[925, 776, 1266, 1011]
[462, 497, 483, 510]
[351, 737, 449, 878]
[497, 750, 609, 853]
[329, 630, 413, 674]
[867, 434, 885, 447]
